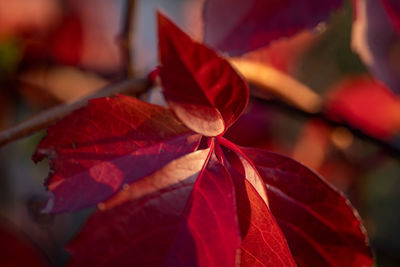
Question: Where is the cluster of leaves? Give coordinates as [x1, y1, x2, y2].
[32, 2, 376, 264]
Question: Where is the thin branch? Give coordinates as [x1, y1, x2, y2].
[0, 78, 150, 147]
[121, 0, 136, 77]
[263, 99, 400, 159]
[231, 57, 400, 158]
[1, 67, 399, 161]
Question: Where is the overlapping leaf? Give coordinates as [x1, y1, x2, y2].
[203, 0, 344, 55]
[159, 13, 249, 136]
[220, 145, 296, 266]
[239, 146, 373, 266]
[33, 96, 202, 212]
[68, 143, 298, 266]
[68, 150, 210, 266]
[34, 12, 373, 267]
[163, 150, 240, 267]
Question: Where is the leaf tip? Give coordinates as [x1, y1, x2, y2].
[156, 9, 176, 47]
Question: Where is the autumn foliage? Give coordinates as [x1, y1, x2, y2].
[32, 9, 374, 266]
[5, 0, 400, 265]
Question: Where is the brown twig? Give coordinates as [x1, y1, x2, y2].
[230, 57, 400, 158]
[263, 99, 400, 159]
[0, 0, 140, 148]
[1, 67, 399, 161]
[121, 0, 136, 77]
[0, 78, 150, 147]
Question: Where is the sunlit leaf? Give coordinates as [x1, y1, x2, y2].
[158, 12, 249, 136]
[33, 95, 201, 213]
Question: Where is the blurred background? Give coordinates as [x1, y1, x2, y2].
[0, 0, 399, 266]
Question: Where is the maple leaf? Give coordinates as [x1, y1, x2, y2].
[203, 0, 344, 55]
[34, 11, 373, 266]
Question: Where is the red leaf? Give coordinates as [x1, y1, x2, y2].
[164, 148, 240, 266]
[381, 0, 400, 33]
[158, 12, 249, 136]
[66, 136, 372, 266]
[237, 179, 296, 266]
[221, 145, 297, 266]
[68, 149, 210, 266]
[69, 147, 242, 266]
[326, 76, 400, 138]
[203, 0, 344, 55]
[34, 10, 373, 267]
[67, 141, 296, 266]
[240, 146, 373, 267]
[33, 95, 201, 213]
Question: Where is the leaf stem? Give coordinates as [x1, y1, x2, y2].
[217, 136, 266, 182]
[0, 77, 150, 147]
[216, 136, 270, 206]
[217, 136, 253, 165]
